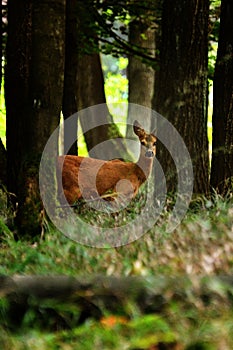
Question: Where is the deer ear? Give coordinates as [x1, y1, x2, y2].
[151, 127, 157, 137]
[133, 120, 145, 137]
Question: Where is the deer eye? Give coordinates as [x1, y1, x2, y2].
[153, 141, 157, 146]
[141, 141, 146, 146]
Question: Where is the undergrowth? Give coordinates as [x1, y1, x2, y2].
[0, 190, 233, 349]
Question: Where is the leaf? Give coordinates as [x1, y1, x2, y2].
[100, 315, 128, 328]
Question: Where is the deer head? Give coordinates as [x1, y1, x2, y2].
[133, 120, 157, 158]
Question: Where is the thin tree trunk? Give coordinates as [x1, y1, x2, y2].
[126, 2, 158, 160]
[62, 0, 79, 156]
[76, 1, 131, 161]
[77, 52, 131, 160]
[210, 0, 233, 194]
[77, 52, 111, 154]
[127, 7, 156, 135]
[128, 21, 155, 109]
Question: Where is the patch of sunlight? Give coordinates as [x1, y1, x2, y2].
[0, 80, 6, 146]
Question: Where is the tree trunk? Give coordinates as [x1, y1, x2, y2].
[5, 0, 65, 238]
[152, 0, 209, 195]
[127, 7, 156, 135]
[76, 0, 111, 158]
[77, 53, 111, 154]
[62, 0, 79, 156]
[77, 52, 131, 160]
[126, 1, 158, 161]
[128, 21, 155, 109]
[210, 0, 233, 195]
[1, 274, 233, 332]
[76, 1, 131, 161]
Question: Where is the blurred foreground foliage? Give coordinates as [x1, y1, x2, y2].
[0, 189, 233, 349]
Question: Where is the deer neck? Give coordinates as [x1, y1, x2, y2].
[136, 149, 154, 183]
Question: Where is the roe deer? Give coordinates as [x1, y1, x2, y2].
[57, 120, 157, 205]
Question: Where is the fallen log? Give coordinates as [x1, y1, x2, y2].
[0, 274, 232, 331]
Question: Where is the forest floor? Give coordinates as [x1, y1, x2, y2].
[0, 190, 233, 350]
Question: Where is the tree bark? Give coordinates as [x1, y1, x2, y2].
[5, 0, 31, 202]
[210, 0, 233, 194]
[127, 4, 157, 134]
[5, 0, 65, 237]
[77, 52, 112, 155]
[128, 21, 155, 109]
[76, 1, 131, 161]
[77, 52, 130, 160]
[126, 1, 158, 160]
[62, 0, 79, 156]
[152, 0, 209, 195]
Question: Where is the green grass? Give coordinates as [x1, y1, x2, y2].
[0, 192, 233, 349]
[1, 193, 232, 276]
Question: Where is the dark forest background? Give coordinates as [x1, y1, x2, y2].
[0, 0, 232, 237]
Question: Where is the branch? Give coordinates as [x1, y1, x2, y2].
[91, 6, 157, 63]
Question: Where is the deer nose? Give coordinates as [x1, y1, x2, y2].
[145, 150, 154, 158]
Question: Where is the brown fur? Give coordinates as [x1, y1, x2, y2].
[57, 121, 157, 205]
